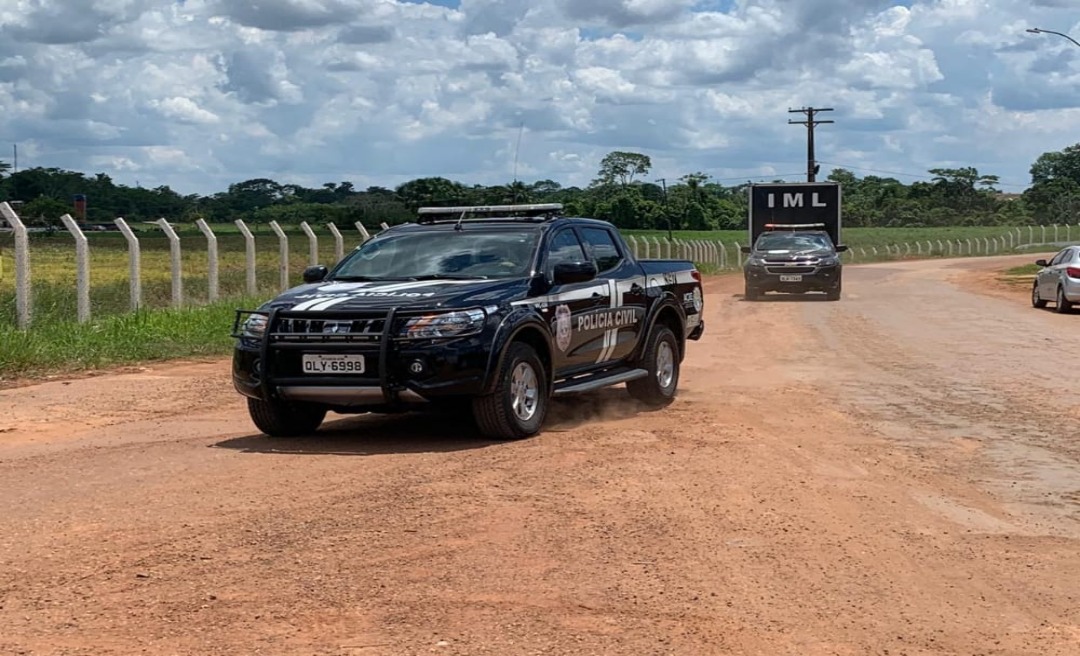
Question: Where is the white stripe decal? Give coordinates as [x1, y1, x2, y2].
[510, 284, 608, 307]
[292, 297, 332, 311]
[308, 297, 351, 311]
[596, 278, 620, 363]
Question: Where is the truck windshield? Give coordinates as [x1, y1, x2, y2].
[331, 229, 540, 280]
[756, 233, 833, 252]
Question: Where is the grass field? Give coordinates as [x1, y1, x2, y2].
[0, 222, 1068, 380]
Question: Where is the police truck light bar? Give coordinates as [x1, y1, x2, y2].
[417, 203, 563, 215]
[764, 223, 826, 231]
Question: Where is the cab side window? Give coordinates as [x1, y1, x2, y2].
[547, 230, 588, 272]
[1051, 250, 1068, 266]
[580, 228, 623, 273]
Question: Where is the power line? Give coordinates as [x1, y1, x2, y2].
[788, 106, 834, 182]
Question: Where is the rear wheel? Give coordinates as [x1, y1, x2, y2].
[1056, 286, 1073, 314]
[473, 342, 549, 440]
[247, 397, 327, 437]
[627, 325, 680, 407]
[1032, 282, 1047, 308]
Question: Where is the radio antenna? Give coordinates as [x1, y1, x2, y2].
[512, 119, 525, 194]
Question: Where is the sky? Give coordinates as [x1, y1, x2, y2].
[0, 0, 1078, 197]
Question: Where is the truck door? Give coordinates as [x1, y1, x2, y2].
[542, 228, 609, 371]
[577, 226, 647, 365]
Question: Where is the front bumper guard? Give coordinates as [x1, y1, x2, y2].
[233, 306, 430, 406]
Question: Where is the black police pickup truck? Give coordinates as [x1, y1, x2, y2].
[232, 204, 705, 441]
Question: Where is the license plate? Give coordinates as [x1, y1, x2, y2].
[302, 354, 365, 374]
[780, 274, 803, 282]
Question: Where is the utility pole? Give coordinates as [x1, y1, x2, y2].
[788, 107, 834, 182]
[655, 178, 672, 240]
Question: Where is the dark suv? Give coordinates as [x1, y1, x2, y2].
[741, 226, 847, 301]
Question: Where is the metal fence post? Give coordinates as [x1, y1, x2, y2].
[628, 235, 638, 259]
[114, 218, 142, 311]
[379, 222, 390, 231]
[195, 218, 219, 303]
[60, 214, 91, 322]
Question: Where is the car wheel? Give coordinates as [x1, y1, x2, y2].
[473, 342, 549, 440]
[247, 397, 327, 437]
[627, 324, 680, 408]
[744, 284, 760, 301]
[1056, 286, 1073, 314]
[826, 279, 842, 301]
[1032, 283, 1047, 308]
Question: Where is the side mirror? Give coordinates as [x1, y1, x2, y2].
[552, 261, 598, 285]
[836, 244, 849, 252]
[740, 245, 752, 254]
[303, 265, 329, 283]
[1035, 259, 1048, 267]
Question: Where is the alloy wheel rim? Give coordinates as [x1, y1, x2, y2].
[656, 341, 675, 389]
[510, 362, 539, 422]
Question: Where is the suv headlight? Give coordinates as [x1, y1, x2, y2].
[819, 256, 840, 266]
[401, 309, 486, 339]
[242, 313, 268, 338]
[747, 256, 766, 266]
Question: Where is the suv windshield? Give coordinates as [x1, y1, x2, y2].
[331, 229, 540, 280]
[755, 233, 833, 253]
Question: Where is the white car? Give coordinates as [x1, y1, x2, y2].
[1032, 245, 1080, 313]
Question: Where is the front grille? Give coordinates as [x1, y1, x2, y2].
[273, 317, 387, 343]
[766, 266, 816, 275]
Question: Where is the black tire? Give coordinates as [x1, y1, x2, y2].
[247, 397, 327, 437]
[1032, 283, 1047, 308]
[745, 283, 760, 301]
[472, 342, 549, 440]
[627, 325, 680, 407]
[1056, 286, 1073, 314]
[826, 278, 841, 301]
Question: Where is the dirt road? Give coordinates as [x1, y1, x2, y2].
[2, 254, 1079, 656]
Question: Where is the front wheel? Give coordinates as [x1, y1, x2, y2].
[826, 279, 842, 301]
[744, 283, 760, 301]
[1056, 286, 1073, 314]
[1032, 283, 1047, 308]
[627, 325, 680, 407]
[473, 342, 549, 440]
[247, 397, 327, 437]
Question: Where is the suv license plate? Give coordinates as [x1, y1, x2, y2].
[780, 274, 803, 282]
[302, 354, 365, 374]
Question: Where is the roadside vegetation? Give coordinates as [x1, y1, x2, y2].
[3, 143, 1079, 381]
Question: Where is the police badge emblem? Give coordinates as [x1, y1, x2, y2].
[554, 304, 572, 352]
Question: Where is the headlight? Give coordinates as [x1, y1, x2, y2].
[819, 256, 840, 266]
[401, 309, 486, 339]
[747, 256, 765, 266]
[242, 313, 268, 338]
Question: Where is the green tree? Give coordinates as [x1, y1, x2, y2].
[592, 151, 652, 187]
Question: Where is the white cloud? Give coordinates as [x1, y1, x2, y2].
[0, 0, 1078, 195]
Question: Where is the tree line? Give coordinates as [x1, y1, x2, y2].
[2, 145, 1079, 231]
